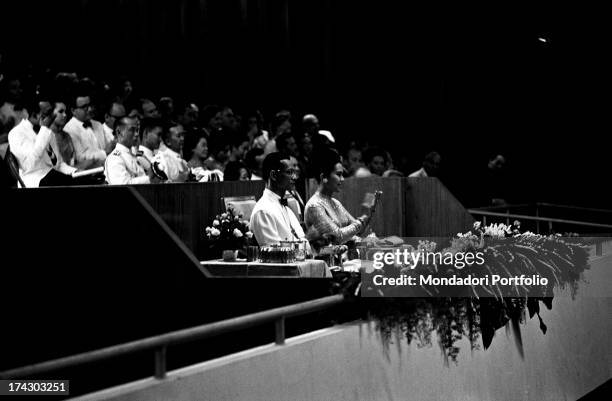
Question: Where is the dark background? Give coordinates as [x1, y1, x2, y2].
[1, 0, 609, 207]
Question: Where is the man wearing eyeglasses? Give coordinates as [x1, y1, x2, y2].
[63, 95, 107, 170]
[250, 152, 309, 248]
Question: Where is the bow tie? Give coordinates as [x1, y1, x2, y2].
[279, 198, 288, 207]
[82, 121, 92, 129]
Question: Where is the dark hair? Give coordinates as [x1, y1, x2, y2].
[262, 152, 289, 181]
[245, 147, 264, 171]
[271, 110, 291, 135]
[228, 133, 249, 149]
[162, 121, 182, 142]
[224, 161, 249, 181]
[140, 117, 163, 139]
[71, 93, 92, 109]
[311, 148, 341, 183]
[183, 134, 206, 160]
[424, 151, 440, 163]
[363, 146, 388, 165]
[201, 104, 220, 125]
[158, 97, 174, 116]
[13, 97, 39, 115]
[276, 132, 295, 153]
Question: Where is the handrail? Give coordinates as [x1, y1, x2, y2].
[467, 210, 612, 229]
[469, 203, 532, 211]
[536, 203, 612, 214]
[0, 294, 345, 380]
[470, 202, 612, 215]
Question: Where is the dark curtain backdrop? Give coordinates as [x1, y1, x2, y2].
[1, 1, 609, 206]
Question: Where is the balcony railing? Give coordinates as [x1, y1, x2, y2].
[0, 294, 346, 381]
[468, 202, 612, 234]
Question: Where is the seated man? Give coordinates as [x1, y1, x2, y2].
[102, 102, 126, 147]
[135, 117, 163, 174]
[250, 152, 309, 247]
[104, 116, 159, 185]
[8, 99, 77, 187]
[153, 123, 190, 182]
[63, 94, 107, 169]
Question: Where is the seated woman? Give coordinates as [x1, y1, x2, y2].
[184, 134, 223, 182]
[304, 148, 371, 253]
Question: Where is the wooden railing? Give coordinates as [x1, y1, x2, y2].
[0, 295, 345, 381]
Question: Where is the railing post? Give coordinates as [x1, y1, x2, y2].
[275, 316, 286, 345]
[483, 216, 487, 227]
[536, 206, 540, 234]
[596, 242, 602, 256]
[154, 346, 167, 379]
[506, 209, 510, 226]
[548, 221, 553, 234]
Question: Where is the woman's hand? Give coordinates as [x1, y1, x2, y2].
[357, 215, 370, 234]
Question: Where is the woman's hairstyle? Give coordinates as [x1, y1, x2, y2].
[183, 133, 206, 160]
[311, 147, 341, 183]
[224, 161, 250, 181]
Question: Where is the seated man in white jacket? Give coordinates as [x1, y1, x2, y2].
[63, 95, 107, 170]
[104, 117, 160, 185]
[250, 152, 310, 252]
[8, 99, 77, 187]
[153, 122, 190, 182]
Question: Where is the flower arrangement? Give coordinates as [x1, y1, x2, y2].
[204, 206, 253, 243]
[336, 221, 592, 364]
[352, 221, 590, 299]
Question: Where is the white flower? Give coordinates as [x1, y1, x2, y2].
[234, 216, 240, 221]
[221, 213, 228, 219]
[473, 221, 482, 230]
[233, 228, 243, 238]
[213, 219, 220, 227]
[245, 231, 253, 239]
[211, 228, 221, 237]
[205, 226, 212, 233]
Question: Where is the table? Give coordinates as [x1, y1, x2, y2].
[199, 259, 332, 277]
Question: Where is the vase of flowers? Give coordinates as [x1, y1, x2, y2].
[200, 206, 254, 260]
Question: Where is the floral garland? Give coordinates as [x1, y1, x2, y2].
[334, 221, 593, 362]
[355, 221, 590, 299]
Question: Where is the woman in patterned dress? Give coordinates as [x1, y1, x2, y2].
[304, 148, 372, 253]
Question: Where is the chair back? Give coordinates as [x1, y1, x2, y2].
[286, 194, 302, 222]
[222, 195, 257, 220]
[5, 145, 25, 188]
